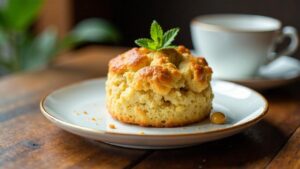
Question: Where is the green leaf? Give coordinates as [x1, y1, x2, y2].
[23, 28, 57, 70]
[162, 28, 179, 47]
[135, 20, 180, 50]
[135, 38, 156, 50]
[0, 28, 7, 44]
[60, 18, 120, 50]
[0, 59, 12, 72]
[159, 45, 177, 50]
[0, 13, 6, 29]
[150, 20, 163, 44]
[1, 0, 44, 30]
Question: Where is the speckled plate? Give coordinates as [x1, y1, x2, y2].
[40, 78, 268, 149]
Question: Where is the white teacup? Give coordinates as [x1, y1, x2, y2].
[191, 14, 299, 79]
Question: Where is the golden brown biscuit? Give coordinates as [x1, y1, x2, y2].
[106, 45, 213, 127]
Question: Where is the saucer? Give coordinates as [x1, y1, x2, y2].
[40, 78, 268, 149]
[192, 50, 300, 90]
[219, 56, 300, 90]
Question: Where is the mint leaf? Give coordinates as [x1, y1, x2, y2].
[162, 28, 179, 47]
[160, 45, 177, 50]
[135, 20, 180, 50]
[150, 20, 163, 44]
[135, 38, 156, 50]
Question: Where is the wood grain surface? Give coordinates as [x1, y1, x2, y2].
[0, 46, 299, 169]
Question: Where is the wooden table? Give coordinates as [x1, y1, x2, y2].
[1, 46, 300, 169]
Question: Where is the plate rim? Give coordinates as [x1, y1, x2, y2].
[40, 78, 269, 138]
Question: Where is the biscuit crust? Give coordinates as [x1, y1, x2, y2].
[106, 46, 213, 127]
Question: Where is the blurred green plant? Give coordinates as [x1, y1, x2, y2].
[0, 0, 120, 74]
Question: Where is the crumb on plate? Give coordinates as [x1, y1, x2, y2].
[109, 124, 116, 129]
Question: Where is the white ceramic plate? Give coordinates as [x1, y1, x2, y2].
[40, 78, 268, 149]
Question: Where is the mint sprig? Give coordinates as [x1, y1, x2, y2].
[135, 20, 180, 50]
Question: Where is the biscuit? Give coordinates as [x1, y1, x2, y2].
[106, 46, 213, 127]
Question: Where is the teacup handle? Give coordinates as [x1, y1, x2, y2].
[268, 26, 299, 62]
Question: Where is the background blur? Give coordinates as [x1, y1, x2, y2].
[1, 0, 299, 75]
[71, 0, 300, 56]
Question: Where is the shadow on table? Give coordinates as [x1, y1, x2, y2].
[262, 79, 300, 101]
[42, 130, 146, 167]
[137, 119, 286, 168]
[49, 117, 286, 168]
